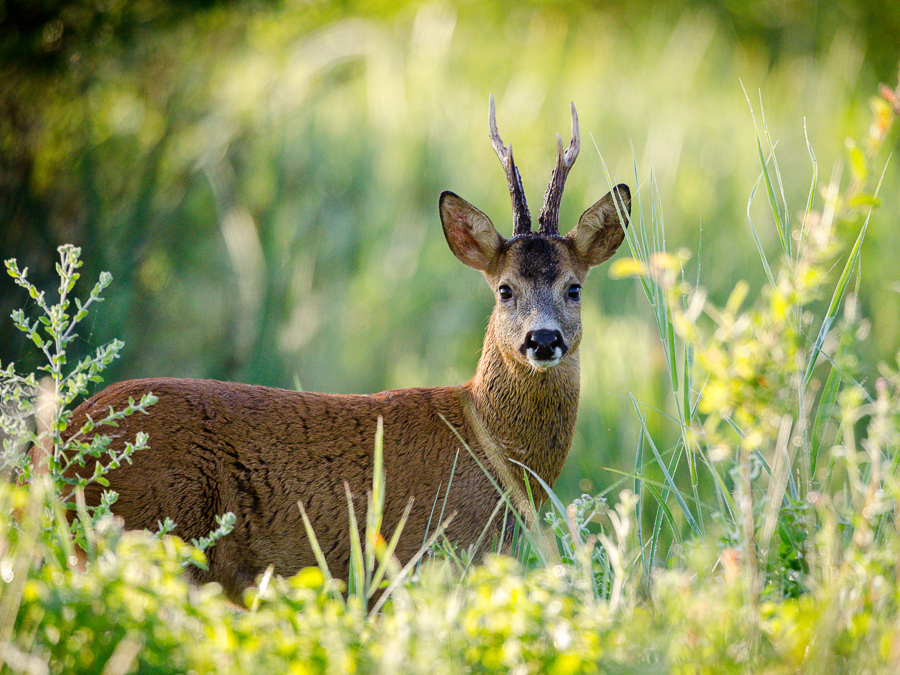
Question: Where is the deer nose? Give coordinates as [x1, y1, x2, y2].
[523, 329, 567, 362]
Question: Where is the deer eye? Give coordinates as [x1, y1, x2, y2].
[567, 284, 581, 301]
[498, 284, 513, 300]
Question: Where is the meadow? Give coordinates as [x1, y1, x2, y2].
[2, 1, 900, 671]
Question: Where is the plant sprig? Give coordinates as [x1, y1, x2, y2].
[1, 245, 156, 555]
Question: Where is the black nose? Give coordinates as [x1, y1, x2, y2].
[523, 329, 566, 361]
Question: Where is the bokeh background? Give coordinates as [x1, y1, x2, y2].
[2, 0, 899, 503]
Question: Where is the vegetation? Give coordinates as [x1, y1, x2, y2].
[2, 1, 900, 671]
[2, 67, 899, 670]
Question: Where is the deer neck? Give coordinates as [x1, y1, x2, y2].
[461, 317, 580, 504]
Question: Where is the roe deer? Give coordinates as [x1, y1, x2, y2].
[59, 96, 631, 603]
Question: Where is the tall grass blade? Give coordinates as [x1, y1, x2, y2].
[630, 394, 701, 536]
[296, 499, 341, 602]
[810, 365, 842, 476]
[420, 450, 461, 562]
[367, 497, 414, 600]
[799, 118, 819, 253]
[805, 156, 888, 387]
[512, 460, 598, 604]
[598, 142, 649, 269]
[343, 482, 365, 598]
[423, 481, 443, 550]
[608, 150, 652, 302]
[368, 512, 454, 618]
[742, 81, 790, 258]
[802, 215, 869, 388]
[759, 416, 794, 564]
[439, 414, 554, 565]
[706, 451, 737, 522]
[680, 342, 698, 492]
[634, 422, 645, 577]
[760, 98, 791, 259]
[509, 459, 567, 525]
[435, 450, 459, 540]
[746, 176, 777, 288]
[366, 417, 385, 583]
[642, 481, 682, 546]
[664, 303, 678, 401]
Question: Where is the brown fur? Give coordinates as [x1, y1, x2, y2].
[59, 106, 631, 603]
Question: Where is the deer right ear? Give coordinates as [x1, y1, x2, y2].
[567, 183, 631, 268]
[440, 191, 504, 272]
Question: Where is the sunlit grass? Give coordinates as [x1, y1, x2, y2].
[607, 69, 899, 602]
[2, 3, 900, 669]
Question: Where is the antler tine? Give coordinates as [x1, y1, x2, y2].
[538, 102, 580, 236]
[489, 94, 532, 236]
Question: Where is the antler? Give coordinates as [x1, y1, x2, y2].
[538, 102, 580, 236]
[489, 94, 532, 236]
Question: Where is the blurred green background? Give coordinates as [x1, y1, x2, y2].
[2, 0, 898, 503]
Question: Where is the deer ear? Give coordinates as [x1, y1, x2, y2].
[567, 184, 631, 268]
[440, 191, 504, 272]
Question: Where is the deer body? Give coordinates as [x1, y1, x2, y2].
[62, 97, 630, 604]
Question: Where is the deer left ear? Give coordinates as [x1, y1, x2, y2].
[440, 191, 505, 273]
[567, 184, 631, 268]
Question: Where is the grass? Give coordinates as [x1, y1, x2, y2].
[606, 74, 898, 581]
[1, 73, 900, 673]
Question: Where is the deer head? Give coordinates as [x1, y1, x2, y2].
[439, 95, 632, 373]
